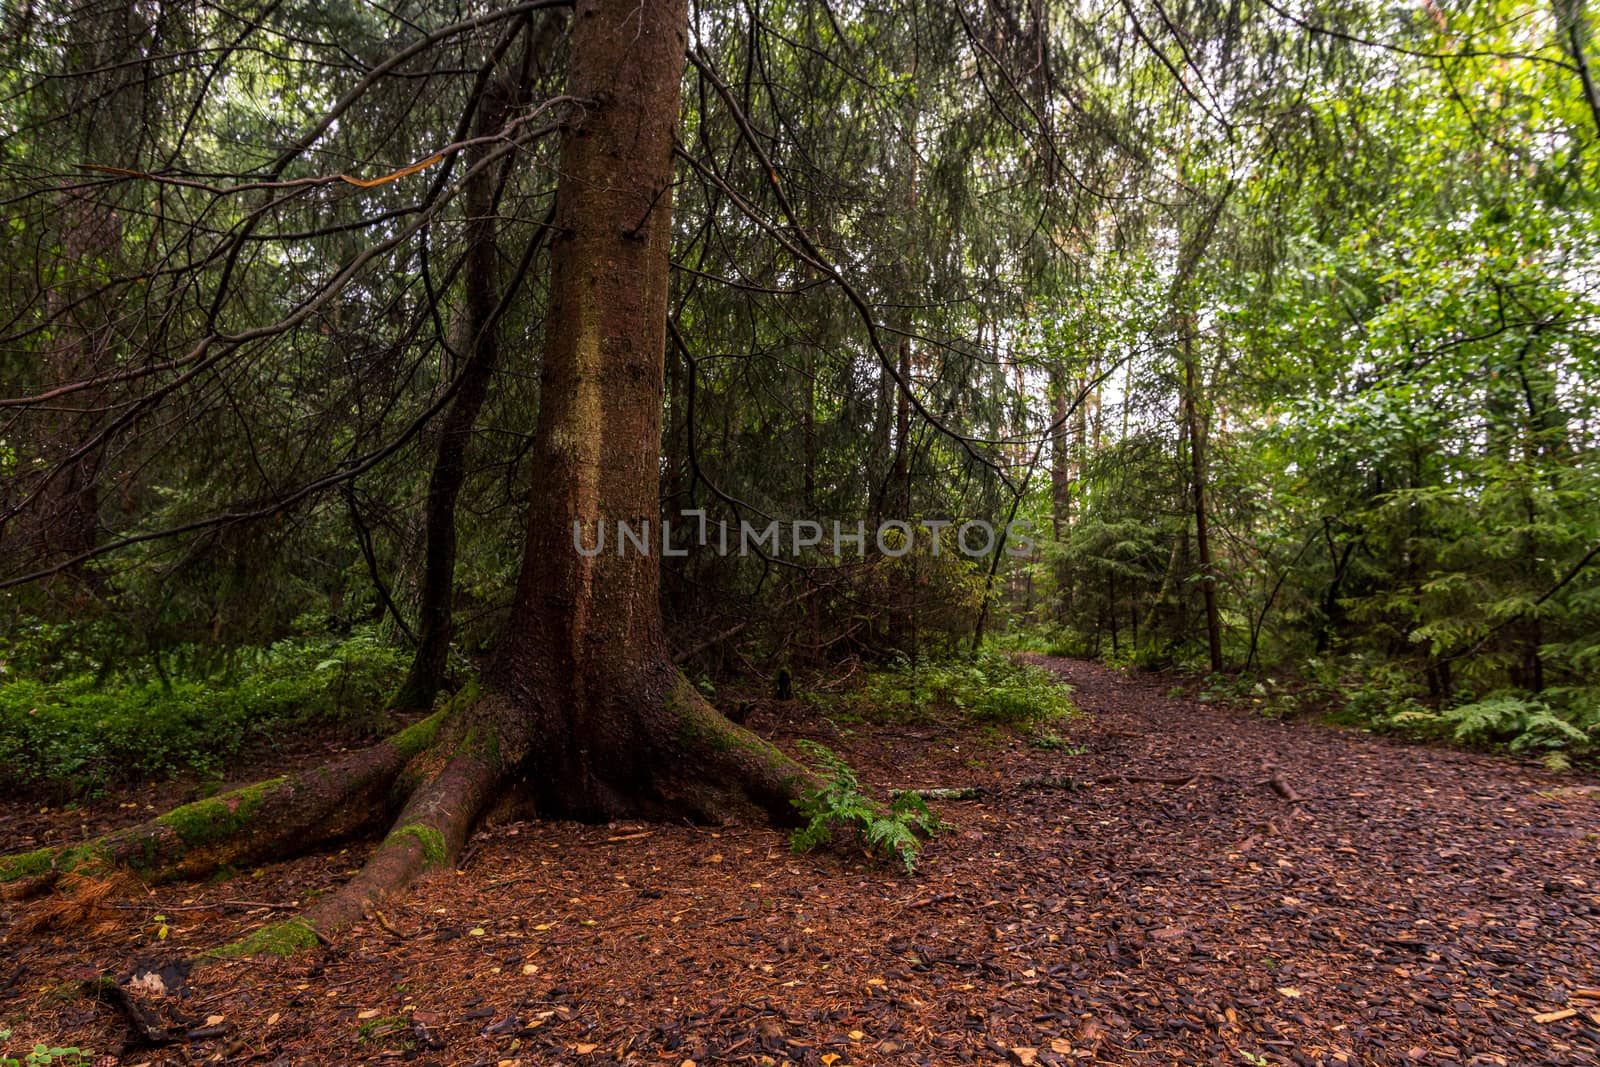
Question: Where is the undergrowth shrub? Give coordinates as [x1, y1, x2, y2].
[1386, 694, 1596, 768]
[849, 649, 1078, 727]
[790, 740, 939, 874]
[0, 625, 408, 796]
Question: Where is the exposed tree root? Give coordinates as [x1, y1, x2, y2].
[639, 673, 811, 825]
[2, 676, 810, 962]
[298, 690, 524, 938]
[1, 709, 445, 899]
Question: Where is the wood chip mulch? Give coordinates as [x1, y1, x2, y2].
[2, 656, 1597, 1066]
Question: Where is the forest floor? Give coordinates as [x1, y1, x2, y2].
[2, 656, 1598, 1067]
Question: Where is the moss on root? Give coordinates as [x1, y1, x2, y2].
[0, 847, 54, 882]
[205, 918, 320, 959]
[1, 840, 118, 883]
[156, 777, 286, 847]
[390, 823, 448, 868]
[672, 674, 792, 761]
[455, 723, 500, 763]
[392, 708, 447, 760]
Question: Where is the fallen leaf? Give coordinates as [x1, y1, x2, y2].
[357, 1009, 380, 1020]
[1277, 987, 1303, 998]
[574, 1044, 598, 1054]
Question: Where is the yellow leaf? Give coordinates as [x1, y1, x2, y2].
[266, 1013, 281, 1026]
[848, 1030, 865, 1040]
[358, 1009, 380, 1019]
[821, 1056, 841, 1066]
[1277, 987, 1303, 998]
[575, 1043, 599, 1054]
[470, 927, 486, 936]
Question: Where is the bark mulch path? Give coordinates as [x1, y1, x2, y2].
[2, 656, 1597, 1066]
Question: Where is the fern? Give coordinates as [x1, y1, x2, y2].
[790, 740, 940, 874]
[1433, 695, 1591, 752]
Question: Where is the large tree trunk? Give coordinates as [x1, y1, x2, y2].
[5, 0, 807, 952]
[490, 0, 801, 822]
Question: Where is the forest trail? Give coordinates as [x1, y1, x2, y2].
[3, 658, 1598, 1066]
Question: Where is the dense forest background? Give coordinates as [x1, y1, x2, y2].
[2, 0, 1597, 796]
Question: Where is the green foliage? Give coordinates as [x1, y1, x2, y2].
[0, 1031, 91, 1067]
[0, 625, 408, 795]
[203, 918, 320, 959]
[850, 650, 1078, 728]
[1026, 729, 1084, 754]
[790, 740, 939, 874]
[1197, 674, 1307, 719]
[1389, 695, 1595, 755]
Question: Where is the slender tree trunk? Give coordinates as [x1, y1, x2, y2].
[391, 95, 512, 710]
[1050, 365, 1071, 539]
[1183, 321, 1223, 672]
[31, 186, 117, 576]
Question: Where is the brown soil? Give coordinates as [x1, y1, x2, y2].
[2, 656, 1597, 1066]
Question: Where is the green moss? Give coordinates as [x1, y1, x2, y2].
[390, 823, 447, 868]
[156, 776, 284, 846]
[454, 721, 500, 763]
[205, 918, 319, 959]
[0, 847, 54, 882]
[392, 708, 446, 759]
[57, 840, 112, 874]
[358, 1014, 410, 1041]
[674, 685, 781, 761]
[0, 840, 110, 880]
[678, 711, 734, 752]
